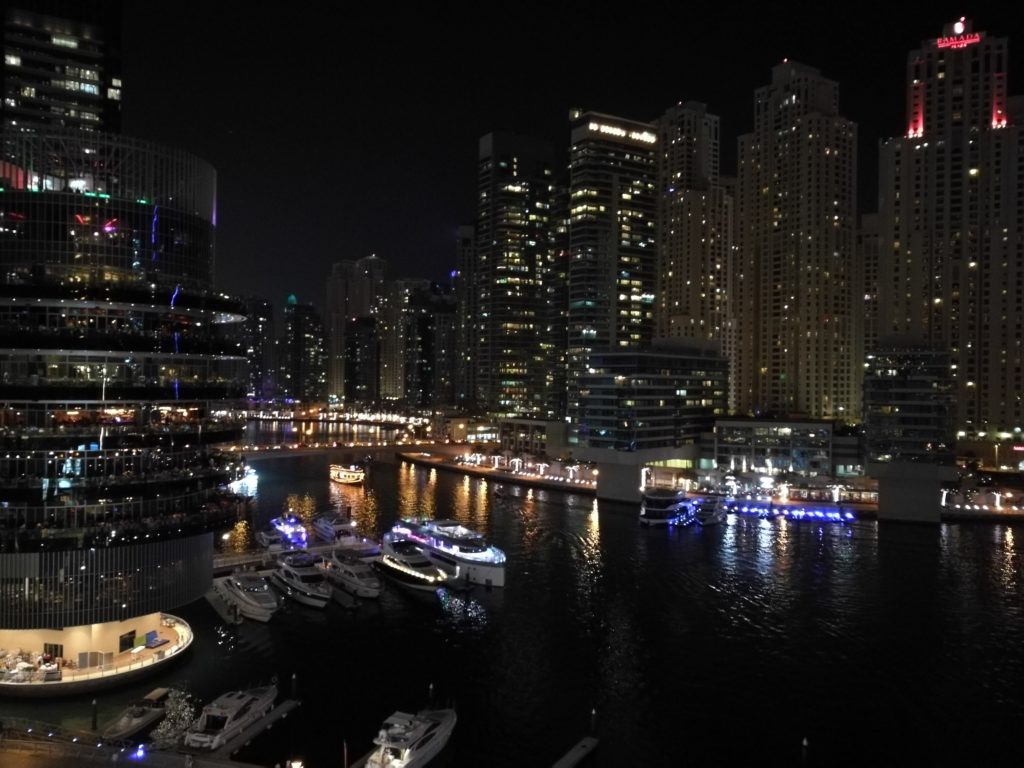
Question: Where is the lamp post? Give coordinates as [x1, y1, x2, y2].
[994, 442, 1000, 469]
[99, 366, 107, 450]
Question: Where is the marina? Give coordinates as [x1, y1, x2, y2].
[1, 454, 1022, 767]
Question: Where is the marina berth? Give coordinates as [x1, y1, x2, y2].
[183, 684, 278, 750]
[391, 518, 506, 587]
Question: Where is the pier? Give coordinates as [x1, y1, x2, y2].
[551, 736, 599, 767]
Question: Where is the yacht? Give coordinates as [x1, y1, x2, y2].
[101, 687, 170, 742]
[312, 512, 358, 541]
[639, 487, 692, 526]
[366, 708, 457, 768]
[183, 684, 277, 750]
[214, 573, 280, 622]
[695, 497, 727, 526]
[375, 533, 449, 592]
[330, 464, 365, 484]
[256, 516, 308, 549]
[271, 550, 331, 608]
[321, 551, 383, 597]
[391, 518, 506, 587]
[333, 525, 382, 559]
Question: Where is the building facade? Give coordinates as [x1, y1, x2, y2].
[878, 17, 1024, 433]
[567, 111, 658, 432]
[734, 62, 861, 420]
[655, 102, 733, 353]
[473, 132, 555, 416]
[278, 297, 326, 402]
[576, 341, 728, 451]
[2, 3, 122, 134]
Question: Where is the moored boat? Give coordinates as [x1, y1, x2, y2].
[183, 684, 277, 750]
[375, 533, 448, 592]
[214, 572, 280, 622]
[365, 708, 457, 768]
[312, 512, 358, 541]
[271, 550, 331, 608]
[639, 487, 693, 526]
[391, 518, 506, 587]
[101, 687, 170, 742]
[320, 551, 383, 597]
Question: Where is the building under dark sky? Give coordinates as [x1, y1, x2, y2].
[117, 3, 1024, 310]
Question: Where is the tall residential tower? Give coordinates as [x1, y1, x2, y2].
[735, 62, 860, 419]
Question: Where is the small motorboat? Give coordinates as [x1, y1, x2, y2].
[366, 708, 457, 767]
[312, 512, 358, 541]
[101, 687, 170, 742]
[696, 498, 727, 526]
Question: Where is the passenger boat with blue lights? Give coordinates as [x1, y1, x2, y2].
[183, 683, 278, 750]
[375, 533, 449, 592]
[639, 487, 693, 526]
[330, 463, 366, 484]
[366, 708, 458, 768]
[271, 550, 331, 608]
[390, 518, 506, 587]
[256, 515, 308, 549]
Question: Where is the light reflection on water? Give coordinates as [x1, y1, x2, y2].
[8, 456, 1023, 768]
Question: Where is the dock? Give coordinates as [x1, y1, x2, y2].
[212, 541, 339, 575]
[210, 699, 302, 759]
[551, 736, 599, 767]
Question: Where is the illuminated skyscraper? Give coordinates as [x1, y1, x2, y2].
[655, 101, 733, 404]
[734, 62, 860, 419]
[2, 2, 122, 133]
[566, 111, 657, 432]
[279, 296, 326, 402]
[879, 17, 1024, 432]
[472, 132, 555, 416]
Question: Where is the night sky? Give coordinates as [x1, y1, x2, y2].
[120, 3, 1020, 312]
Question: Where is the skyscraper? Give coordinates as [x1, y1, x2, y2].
[279, 296, 326, 402]
[566, 111, 657, 432]
[2, 2, 122, 134]
[472, 132, 555, 416]
[242, 298, 274, 402]
[324, 254, 386, 402]
[655, 101, 733, 398]
[878, 17, 1023, 432]
[735, 62, 860, 419]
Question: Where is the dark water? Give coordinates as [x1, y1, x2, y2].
[4, 455, 1023, 767]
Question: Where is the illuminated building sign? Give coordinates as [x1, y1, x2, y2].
[936, 32, 981, 49]
[587, 122, 656, 144]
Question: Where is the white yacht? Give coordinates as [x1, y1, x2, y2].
[375, 533, 448, 592]
[639, 488, 693, 526]
[321, 551, 383, 598]
[333, 525, 382, 559]
[214, 573, 280, 622]
[366, 709, 457, 768]
[330, 464, 365, 484]
[312, 512, 358, 541]
[695, 497, 727, 526]
[183, 684, 277, 750]
[391, 518, 506, 587]
[101, 687, 170, 742]
[271, 550, 331, 608]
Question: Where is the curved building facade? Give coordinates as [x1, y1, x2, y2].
[0, 130, 245, 687]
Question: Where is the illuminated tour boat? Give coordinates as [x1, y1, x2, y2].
[639, 487, 692, 526]
[330, 464, 366, 484]
[375, 533, 449, 592]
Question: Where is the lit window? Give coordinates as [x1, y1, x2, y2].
[52, 35, 79, 49]
[107, 87, 121, 101]
[4, 54, 21, 66]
